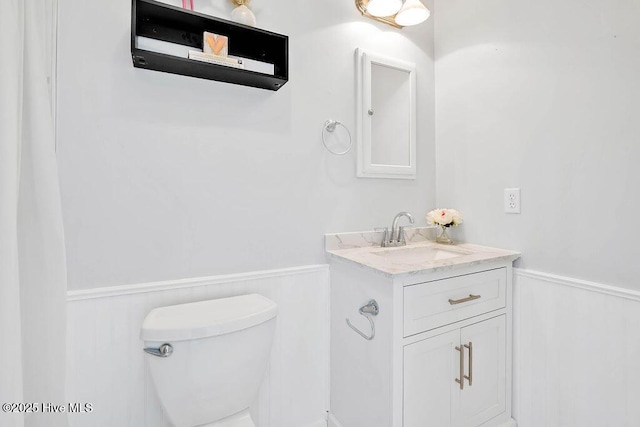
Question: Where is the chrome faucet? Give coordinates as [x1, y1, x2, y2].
[378, 211, 415, 247]
[391, 211, 415, 245]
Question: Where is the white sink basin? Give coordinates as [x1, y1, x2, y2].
[372, 245, 467, 263]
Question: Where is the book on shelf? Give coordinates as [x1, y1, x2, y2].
[188, 51, 244, 69]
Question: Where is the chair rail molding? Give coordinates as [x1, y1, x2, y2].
[67, 264, 329, 301]
[514, 268, 640, 301]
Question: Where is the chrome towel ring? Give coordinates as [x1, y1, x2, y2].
[322, 119, 352, 155]
[346, 299, 379, 341]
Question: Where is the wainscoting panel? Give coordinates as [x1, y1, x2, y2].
[66, 265, 330, 427]
[513, 269, 640, 427]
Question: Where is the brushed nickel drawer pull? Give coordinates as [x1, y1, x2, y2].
[464, 342, 473, 386]
[455, 345, 464, 390]
[448, 294, 481, 305]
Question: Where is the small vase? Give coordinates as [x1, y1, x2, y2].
[231, 4, 256, 26]
[436, 225, 453, 244]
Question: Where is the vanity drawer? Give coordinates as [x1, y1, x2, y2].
[403, 268, 506, 337]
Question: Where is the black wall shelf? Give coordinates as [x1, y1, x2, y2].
[131, 0, 288, 91]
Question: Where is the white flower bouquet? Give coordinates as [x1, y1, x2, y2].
[426, 208, 463, 228]
[426, 208, 463, 244]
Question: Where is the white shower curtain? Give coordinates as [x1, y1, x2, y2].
[0, 1, 68, 427]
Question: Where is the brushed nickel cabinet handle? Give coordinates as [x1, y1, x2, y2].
[448, 294, 481, 305]
[455, 345, 464, 390]
[464, 342, 473, 386]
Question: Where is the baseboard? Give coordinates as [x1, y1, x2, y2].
[306, 418, 329, 427]
[499, 418, 517, 427]
[327, 413, 342, 427]
[328, 412, 511, 427]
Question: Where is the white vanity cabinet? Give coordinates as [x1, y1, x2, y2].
[328, 250, 518, 427]
[404, 314, 506, 427]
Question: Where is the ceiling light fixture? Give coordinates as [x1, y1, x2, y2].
[355, 0, 430, 28]
[394, 0, 430, 26]
[365, 0, 403, 17]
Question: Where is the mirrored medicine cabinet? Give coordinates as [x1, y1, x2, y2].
[356, 48, 416, 179]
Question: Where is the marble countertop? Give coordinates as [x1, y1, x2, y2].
[325, 228, 520, 277]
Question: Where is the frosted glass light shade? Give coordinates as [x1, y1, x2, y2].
[394, 0, 430, 26]
[366, 0, 403, 17]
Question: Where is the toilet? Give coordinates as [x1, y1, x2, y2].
[141, 294, 277, 427]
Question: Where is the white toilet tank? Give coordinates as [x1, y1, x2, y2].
[141, 294, 277, 427]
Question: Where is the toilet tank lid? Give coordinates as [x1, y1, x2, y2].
[140, 294, 277, 341]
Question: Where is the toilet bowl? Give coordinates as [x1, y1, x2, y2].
[141, 294, 277, 427]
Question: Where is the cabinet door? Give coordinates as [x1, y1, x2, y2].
[403, 330, 459, 427]
[453, 315, 506, 427]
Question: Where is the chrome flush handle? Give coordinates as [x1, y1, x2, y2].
[144, 343, 173, 358]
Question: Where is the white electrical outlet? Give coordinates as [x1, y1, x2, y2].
[504, 188, 521, 214]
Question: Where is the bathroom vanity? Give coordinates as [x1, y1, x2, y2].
[325, 229, 520, 427]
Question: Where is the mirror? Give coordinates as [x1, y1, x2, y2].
[356, 49, 416, 179]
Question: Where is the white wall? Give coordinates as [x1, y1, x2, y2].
[434, 0, 640, 290]
[436, 3, 640, 426]
[56, 0, 435, 290]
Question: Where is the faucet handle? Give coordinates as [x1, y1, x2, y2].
[374, 227, 389, 247]
[398, 226, 408, 245]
